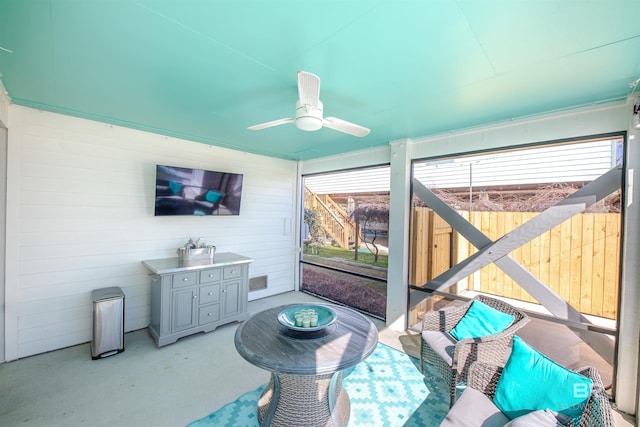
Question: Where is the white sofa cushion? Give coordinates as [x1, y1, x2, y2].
[504, 409, 572, 426]
[439, 387, 509, 427]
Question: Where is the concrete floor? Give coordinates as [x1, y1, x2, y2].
[0, 291, 634, 427]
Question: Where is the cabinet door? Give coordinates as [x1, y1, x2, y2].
[222, 280, 241, 318]
[172, 288, 197, 332]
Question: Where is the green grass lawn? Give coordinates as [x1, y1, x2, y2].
[304, 245, 388, 268]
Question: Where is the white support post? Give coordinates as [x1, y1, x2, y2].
[386, 139, 411, 331]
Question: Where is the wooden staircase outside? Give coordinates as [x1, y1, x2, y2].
[304, 187, 357, 249]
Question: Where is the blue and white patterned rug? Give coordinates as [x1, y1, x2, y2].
[187, 343, 449, 426]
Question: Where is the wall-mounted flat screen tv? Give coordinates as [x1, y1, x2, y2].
[154, 165, 243, 216]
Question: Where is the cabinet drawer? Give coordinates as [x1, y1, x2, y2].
[223, 266, 242, 280]
[172, 271, 198, 288]
[199, 304, 220, 325]
[199, 284, 221, 305]
[199, 268, 222, 284]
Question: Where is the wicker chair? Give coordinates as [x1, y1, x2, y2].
[420, 295, 529, 407]
[442, 361, 614, 427]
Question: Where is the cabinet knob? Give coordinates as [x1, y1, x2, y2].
[208, 292, 213, 296]
[209, 274, 214, 278]
[183, 278, 189, 282]
[223, 289, 227, 293]
[208, 312, 213, 316]
[193, 295, 197, 299]
[230, 270, 235, 274]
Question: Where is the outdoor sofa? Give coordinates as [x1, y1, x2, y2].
[439, 341, 614, 427]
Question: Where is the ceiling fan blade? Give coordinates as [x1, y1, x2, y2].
[297, 71, 320, 108]
[247, 117, 294, 131]
[323, 117, 370, 137]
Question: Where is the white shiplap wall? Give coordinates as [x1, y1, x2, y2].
[6, 105, 298, 360]
[0, 86, 7, 364]
[0, 81, 8, 125]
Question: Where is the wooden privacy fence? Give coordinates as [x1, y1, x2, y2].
[410, 207, 621, 320]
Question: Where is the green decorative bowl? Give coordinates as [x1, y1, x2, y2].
[278, 304, 337, 332]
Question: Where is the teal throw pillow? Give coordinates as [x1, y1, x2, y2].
[205, 190, 223, 203]
[168, 181, 183, 195]
[493, 336, 593, 420]
[449, 300, 515, 341]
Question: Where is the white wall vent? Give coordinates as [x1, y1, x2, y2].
[249, 275, 268, 292]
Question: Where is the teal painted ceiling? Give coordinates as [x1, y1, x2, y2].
[0, 1, 639, 161]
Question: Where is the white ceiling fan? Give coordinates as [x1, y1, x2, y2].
[248, 71, 370, 137]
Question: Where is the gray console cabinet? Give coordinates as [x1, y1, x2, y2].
[143, 253, 253, 347]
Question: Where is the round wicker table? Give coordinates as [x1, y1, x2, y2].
[234, 303, 378, 427]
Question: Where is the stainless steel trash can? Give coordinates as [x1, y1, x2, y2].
[91, 287, 125, 359]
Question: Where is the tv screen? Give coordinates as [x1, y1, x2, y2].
[154, 165, 243, 216]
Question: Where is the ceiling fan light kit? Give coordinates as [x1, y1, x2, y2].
[295, 100, 323, 131]
[248, 71, 370, 137]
